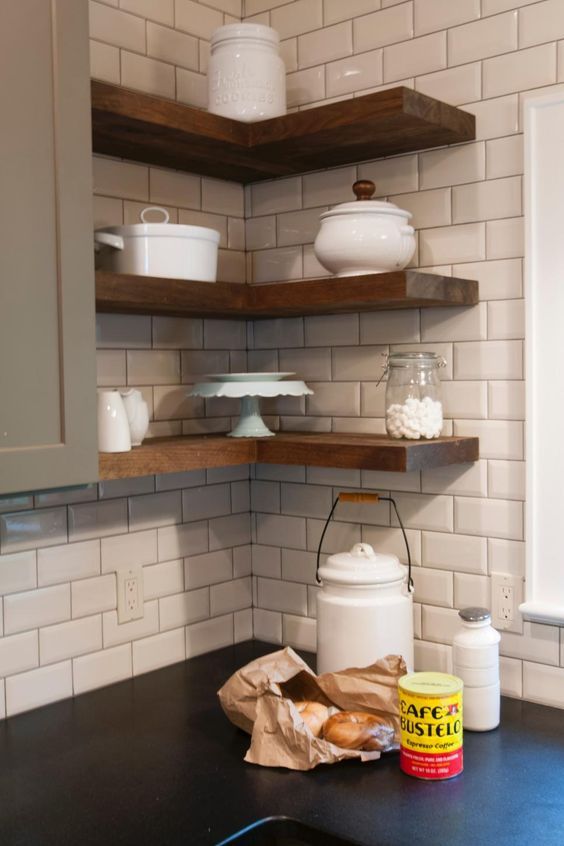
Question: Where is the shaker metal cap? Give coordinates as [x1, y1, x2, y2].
[459, 606, 491, 622]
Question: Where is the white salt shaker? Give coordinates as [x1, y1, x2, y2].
[208, 23, 286, 122]
[453, 607, 501, 732]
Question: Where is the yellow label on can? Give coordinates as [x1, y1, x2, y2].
[399, 672, 463, 780]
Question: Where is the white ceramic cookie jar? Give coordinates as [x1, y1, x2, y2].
[313, 180, 415, 276]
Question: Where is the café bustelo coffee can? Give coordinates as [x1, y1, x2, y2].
[398, 672, 463, 780]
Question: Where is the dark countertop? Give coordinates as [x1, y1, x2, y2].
[1, 640, 563, 846]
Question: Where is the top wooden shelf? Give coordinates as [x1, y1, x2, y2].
[91, 81, 476, 184]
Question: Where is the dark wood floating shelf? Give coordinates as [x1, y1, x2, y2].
[99, 433, 479, 480]
[96, 270, 478, 319]
[91, 81, 476, 183]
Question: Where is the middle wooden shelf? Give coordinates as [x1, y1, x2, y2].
[96, 269, 478, 319]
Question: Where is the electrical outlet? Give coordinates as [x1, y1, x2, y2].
[491, 572, 523, 633]
[117, 566, 144, 624]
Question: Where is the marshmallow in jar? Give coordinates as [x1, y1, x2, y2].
[207, 23, 286, 122]
[384, 352, 446, 440]
[453, 607, 501, 732]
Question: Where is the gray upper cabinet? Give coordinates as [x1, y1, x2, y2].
[0, 0, 97, 495]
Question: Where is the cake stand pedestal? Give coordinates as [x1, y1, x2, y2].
[189, 380, 313, 437]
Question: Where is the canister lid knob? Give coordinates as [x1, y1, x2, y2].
[352, 179, 376, 201]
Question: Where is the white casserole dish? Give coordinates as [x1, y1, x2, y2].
[94, 207, 220, 282]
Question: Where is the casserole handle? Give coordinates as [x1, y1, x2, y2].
[94, 232, 124, 252]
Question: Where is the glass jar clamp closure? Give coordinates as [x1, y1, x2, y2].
[384, 351, 446, 440]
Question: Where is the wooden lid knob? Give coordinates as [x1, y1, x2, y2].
[352, 179, 376, 201]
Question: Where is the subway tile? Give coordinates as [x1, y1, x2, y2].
[40, 615, 102, 664]
[96, 313, 152, 349]
[0, 631, 38, 678]
[384, 32, 446, 83]
[422, 461, 487, 498]
[251, 177, 302, 216]
[71, 574, 117, 618]
[326, 50, 383, 97]
[1, 508, 67, 555]
[233, 545, 252, 579]
[103, 600, 159, 647]
[176, 67, 207, 108]
[159, 587, 209, 630]
[4, 585, 70, 635]
[391, 188, 451, 230]
[210, 577, 252, 615]
[453, 573, 490, 610]
[483, 43, 557, 99]
[303, 166, 357, 208]
[453, 420, 523, 460]
[38, 540, 100, 587]
[128, 492, 182, 531]
[279, 37, 298, 73]
[144, 559, 184, 599]
[414, 0, 479, 35]
[306, 382, 361, 416]
[488, 460, 526, 501]
[454, 340, 522, 380]
[412, 567, 453, 608]
[253, 608, 283, 644]
[6, 661, 72, 717]
[449, 11, 517, 66]
[422, 531, 487, 574]
[156, 469, 206, 491]
[217, 249, 246, 284]
[414, 640, 452, 673]
[455, 496, 523, 540]
[98, 477, 154, 500]
[502, 623, 560, 666]
[256, 513, 307, 549]
[204, 319, 247, 350]
[307, 518, 361, 554]
[252, 318, 304, 349]
[281, 483, 332, 519]
[278, 347, 331, 380]
[90, 39, 120, 84]
[441, 381, 488, 419]
[250, 481, 281, 515]
[231, 480, 250, 514]
[246, 217, 276, 250]
[308, 584, 320, 618]
[452, 259, 522, 301]
[89, 2, 146, 52]
[209, 513, 251, 551]
[228, 217, 246, 251]
[186, 614, 234, 658]
[453, 177, 522, 224]
[277, 207, 324, 247]
[0, 551, 37, 595]
[73, 644, 132, 695]
[202, 178, 244, 218]
[332, 417, 387, 435]
[127, 350, 180, 385]
[298, 22, 352, 69]
[133, 627, 186, 675]
[487, 300, 525, 340]
[270, 0, 323, 39]
[482, 0, 535, 12]
[500, 656, 522, 698]
[283, 614, 316, 652]
[0, 496, 34, 515]
[307, 467, 361, 488]
[465, 94, 519, 142]
[185, 549, 233, 589]
[358, 154, 418, 196]
[488, 381, 525, 421]
[360, 309, 419, 345]
[158, 520, 208, 561]
[420, 143, 485, 190]
[174, 0, 222, 37]
[422, 605, 460, 645]
[323, 0, 380, 24]
[153, 385, 203, 421]
[93, 194, 123, 228]
[486, 217, 524, 260]
[361, 468, 421, 494]
[420, 223, 485, 266]
[96, 350, 126, 386]
[252, 246, 303, 283]
[361, 525, 422, 565]
[354, 3, 413, 52]
[120, 0, 174, 24]
[182, 484, 231, 523]
[281, 549, 317, 584]
[93, 156, 148, 201]
[520, 0, 564, 48]
[391, 493, 453, 533]
[257, 577, 308, 615]
[121, 51, 176, 99]
[254, 464, 306, 483]
[101, 530, 158, 573]
[181, 349, 229, 382]
[305, 314, 359, 347]
[207, 465, 250, 484]
[280, 415, 331, 432]
[177, 210, 226, 247]
[421, 303, 486, 343]
[147, 22, 198, 70]
[68, 500, 128, 543]
[486, 136, 524, 180]
[149, 168, 200, 209]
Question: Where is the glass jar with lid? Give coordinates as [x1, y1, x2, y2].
[384, 352, 446, 440]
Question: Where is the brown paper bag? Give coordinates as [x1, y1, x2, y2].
[217, 647, 406, 771]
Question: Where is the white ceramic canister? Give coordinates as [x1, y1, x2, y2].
[208, 23, 286, 122]
[94, 207, 220, 282]
[314, 180, 416, 276]
[316, 542, 414, 674]
[453, 607, 501, 732]
[97, 390, 131, 453]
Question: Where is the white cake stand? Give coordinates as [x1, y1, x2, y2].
[189, 379, 313, 437]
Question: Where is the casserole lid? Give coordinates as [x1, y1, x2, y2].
[95, 206, 221, 242]
[319, 179, 412, 221]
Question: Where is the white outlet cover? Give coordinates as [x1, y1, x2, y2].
[491, 572, 523, 634]
[116, 566, 144, 624]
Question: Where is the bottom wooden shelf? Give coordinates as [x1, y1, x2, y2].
[98, 432, 479, 480]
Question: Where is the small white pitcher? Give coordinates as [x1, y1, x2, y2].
[97, 390, 131, 453]
[120, 389, 149, 447]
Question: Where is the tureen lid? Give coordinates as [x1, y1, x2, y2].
[319, 180, 412, 220]
[318, 542, 407, 586]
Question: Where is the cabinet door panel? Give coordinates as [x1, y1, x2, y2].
[0, 0, 97, 494]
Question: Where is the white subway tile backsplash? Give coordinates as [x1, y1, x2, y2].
[414, 0, 479, 35]
[90, 39, 120, 84]
[89, 2, 146, 52]
[420, 144, 485, 191]
[175, 0, 223, 37]
[422, 531, 487, 574]
[143, 559, 184, 599]
[453, 420, 523, 460]
[487, 300, 525, 340]
[209, 513, 251, 550]
[69, 500, 128, 543]
[453, 177, 522, 224]
[127, 350, 181, 385]
[93, 157, 148, 202]
[483, 43, 557, 99]
[1, 508, 67, 555]
[120, 0, 174, 25]
[252, 245, 303, 283]
[158, 521, 209, 561]
[253, 608, 283, 643]
[0, 631, 38, 678]
[258, 577, 308, 615]
[182, 485, 231, 523]
[422, 461, 487, 498]
[384, 31, 447, 83]
[486, 217, 524, 259]
[453, 572, 490, 609]
[256, 513, 307, 549]
[358, 154, 418, 196]
[326, 50, 383, 97]
[252, 544, 282, 578]
[72, 574, 117, 618]
[519, 0, 564, 48]
[186, 614, 234, 657]
[448, 11, 518, 66]
[454, 496, 523, 540]
[453, 259, 522, 302]
[4, 585, 70, 636]
[251, 481, 281, 515]
[38, 541, 100, 587]
[303, 166, 357, 208]
[98, 477, 154, 500]
[441, 381, 487, 419]
[523, 662, 564, 708]
[210, 577, 252, 615]
[40, 616, 102, 664]
[147, 22, 198, 70]
[420, 222, 486, 266]
[421, 303, 486, 343]
[0, 551, 37, 595]
[412, 567, 453, 608]
[502, 623, 560, 666]
[500, 656, 522, 698]
[176, 67, 208, 108]
[185, 549, 233, 589]
[101, 530, 158, 573]
[73, 644, 132, 695]
[159, 587, 209, 630]
[362, 525, 422, 565]
[133, 627, 186, 675]
[298, 22, 352, 69]
[454, 340, 523, 380]
[271, 0, 323, 39]
[354, 4, 413, 52]
[488, 460, 526, 501]
[422, 605, 460, 645]
[306, 382, 361, 416]
[121, 51, 176, 99]
[283, 614, 316, 651]
[103, 601, 159, 647]
[391, 493, 453, 533]
[6, 661, 72, 717]
[488, 381, 525, 420]
[486, 136, 524, 181]
[489, 537, 525, 578]
[281, 549, 318, 584]
[414, 640, 452, 673]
